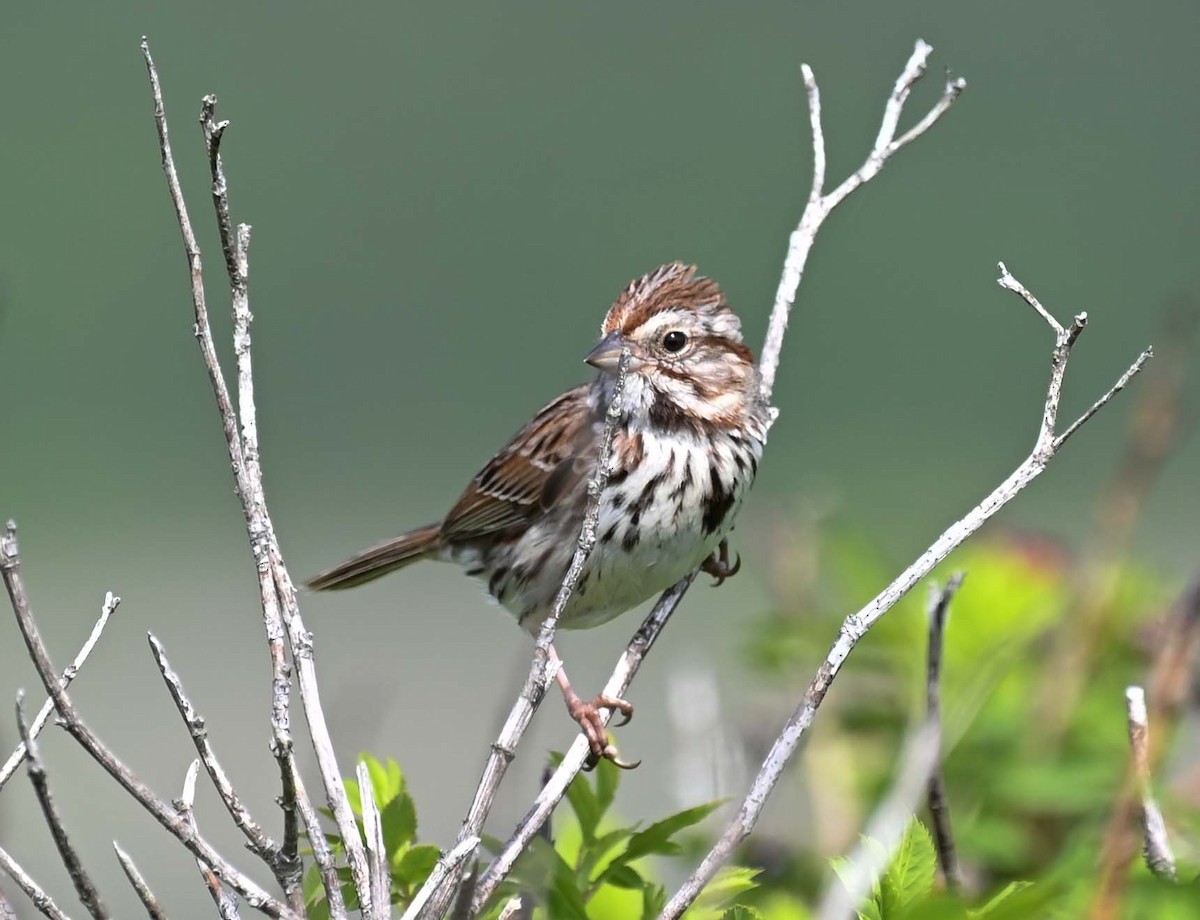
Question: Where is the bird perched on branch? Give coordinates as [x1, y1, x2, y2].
[309, 263, 771, 766]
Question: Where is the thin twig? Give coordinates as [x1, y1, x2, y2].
[496, 899, 523, 920]
[15, 694, 110, 920]
[472, 574, 696, 911]
[472, 40, 968, 916]
[818, 719, 943, 920]
[0, 845, 72, 920]
[141, 37, 355, 915]
[0, 591, 120, 792]
[402, 837, 480, 920]
[175, 760, 241, 918]
[925, 575, 965, 893]
[148, 635, 278, 863]
[290, 758, 347, 920]
[758, 40, 966, 399]
[114, 845, 171, 920]
[0, 524, 299, 920]
[411, 351, 632, 920]
[660, 265, 1151, 916]
[1124, 687, 1176, 881]
[357, 762, 390, 920]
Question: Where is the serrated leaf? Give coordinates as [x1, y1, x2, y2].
[687, 865, 762, 920]
[603, 864, 644, 890]
[641, 883, 667, 920]
[622, 801, 722, 862]
[393, 844, 440, 887]
[364, 755, 396, 805]
[381, 792, 418, 851]
[879, 821, 936, 913]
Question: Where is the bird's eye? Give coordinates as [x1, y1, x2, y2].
[662, 330, 688, 353]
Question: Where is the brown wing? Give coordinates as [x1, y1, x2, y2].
[441, 384, 596, 543]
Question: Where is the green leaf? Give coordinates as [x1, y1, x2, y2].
[381, 792, 418, 852]
[641, 883, 667, 920]
[364, 755, 399, 805]
[602, 864, 644, 890]
[878, 821, 936, 913]
[393, 844, 440, 887]
[686, 865, 762, 920]
[721, 908, 764, 920]
[594, 755, 621, 815]
[565, 771, 602, 843]
[622, 801, 722, 862]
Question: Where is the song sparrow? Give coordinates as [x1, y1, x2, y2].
[309, 263, 771, 765]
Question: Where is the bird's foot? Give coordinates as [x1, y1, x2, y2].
[566, 693, 640, 771]
[701, 538, 741, 586]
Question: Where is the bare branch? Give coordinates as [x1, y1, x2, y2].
[290, 757, 347, 920]
[176, 761, 244, 920]
[148, 635, 280, 864]
[401, 837, 480, 920]
[357, 762, 390, 920]
[15, 694, 110, 920]
[661, 269, 1150, 917]
[114, 845, 171, 920]
[141, 37, 365, 913]
[1125, 686, 1177, 881]
[496, 899, 523, 920]
[818, 719, 942, 920]
[0, 524, 299, 920]
[472, 574, 697, 911]
[758, 40, 966, 398]
[412, 351, 632, 919]
[0, 845, 71, 920]
[0, 888, 17, 920]
[0, 591, 119, 793]
[925, 575, 965, 893]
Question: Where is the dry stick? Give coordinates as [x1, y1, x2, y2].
[202, 89, 362, 919]
[0, 845, 71, 920]
[817, 719, 943, 920]
[403, 838, 481, 920]
[472, 574, 695, 912]
[149, 635, 277, 863]
[177, 762, 245, 920]
[0, 525, 299, 920]
[15, 694, 110, 920]
[409, 350, 633, 920]
[496, 899, 523, 920]
[660, 270, 1152, 918]
[0, 591, 120, 793]
[472, 39, 967, 917]
[114, 845, 172, 920]
[140, 38, 352, 915]
[289, 758, 347, 919]
[1124, 687, 1177, 881]
[925, 575, 965, 893]
[357, 762, 391, 920]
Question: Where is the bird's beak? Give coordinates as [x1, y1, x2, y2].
[583, 332, 629, 372]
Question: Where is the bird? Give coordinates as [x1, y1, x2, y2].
[308, 262, 771, 766]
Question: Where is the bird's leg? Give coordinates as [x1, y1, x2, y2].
[701, 537, 741, 586]
[550, 644, 639, 770]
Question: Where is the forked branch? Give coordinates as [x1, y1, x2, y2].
[660, 270, 1151, 917]
[469, 38, 968, 916]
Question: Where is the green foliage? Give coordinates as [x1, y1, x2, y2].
[304, 754, 440, 917]
[485, 753, 760, 918]
[745, 525, 1197, 917]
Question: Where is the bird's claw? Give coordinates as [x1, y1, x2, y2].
[568, 693, 639, 770]
[701, 539, 741, 587]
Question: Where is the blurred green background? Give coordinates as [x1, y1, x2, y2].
[1, 2, 1197, 917]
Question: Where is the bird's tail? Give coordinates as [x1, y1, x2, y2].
[306, 523, 442, 591]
